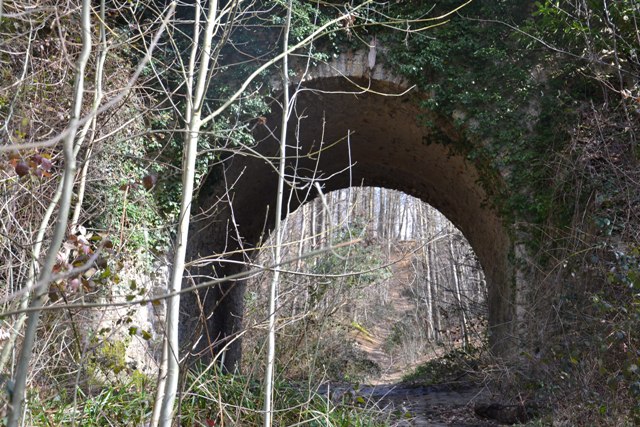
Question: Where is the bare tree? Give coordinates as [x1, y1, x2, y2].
[7, 0, 90, 423]
[263, 0, 292, 425]
[449, 234, 469, 349]
[154, 0, 230, 423]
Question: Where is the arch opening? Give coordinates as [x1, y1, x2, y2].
[242, 187, 489, 382]
[185, 76, 513, 371]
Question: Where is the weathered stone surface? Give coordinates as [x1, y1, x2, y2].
[83, 259, 168, 382]
[271, 49, 410, 91]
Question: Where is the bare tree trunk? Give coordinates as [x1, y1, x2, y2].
[311, 199, 318, 249]
[157, 1, 219, 423]
[69, 0, 108, 234]
[296, 203, 307, 271]
[378, 188, 383, 240]
[419, 205, 435, 340]
[428, 236, 441, 340]
[397, 192, 406, 240]
[7, 0, 90, 423]
[368, 186, 375, 237]
[264, 1, 292, 425]
[424, 253, 435, 340]
[321, 195, 328, 247]
[448, 236, 469, 349]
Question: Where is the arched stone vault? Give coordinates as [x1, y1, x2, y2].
[184, 53, 515, 370]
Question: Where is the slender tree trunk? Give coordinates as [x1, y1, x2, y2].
[296, 203, 307, 271]
[428, 237, 441, 340]
[264, 2, 292, 425]
[397, 192, 406, 240]
[419, 207, 435, 340]
[377, 188, 384, 239]
[7, 1, 90, 424]
[157, 1, 219, 423]
[368, 186, 375, 237]
[321, 195, 328, 247]
[448, 236, 469, 349]
[70, 0, 108, 234]
[424, 252, 434, 340]
[311, 199, 317, 249]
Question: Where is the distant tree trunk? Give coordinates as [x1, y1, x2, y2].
[417, 204, 435, 340]
[424, 256, 435, 340]
[296, 203, 307, 271]
[397, 192, 407, 240]
[331, 190, 339, 228]
[377, 188, 385, 239]
[428, 237, 441, 340]
[354, 186, 363, 225]
[385, 191, 393, 255]
[368, 187, 375, 237]
[449, 236, 469, 349]
[311, 199, 318, 249]
[321, 194, 329, 246]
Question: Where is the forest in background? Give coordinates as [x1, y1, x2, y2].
[0, 0, 638, 425]
[244, 188, 486, 384]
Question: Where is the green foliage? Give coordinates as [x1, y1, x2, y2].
[91, 340, 128, 377]
[587, 248, 640, 418]
[533, 0, 640, 70]
[523, 223, 640, 422]
[377, 2, 576, 229]
[88, 132, 172, 261]
[519, 11, 640, 409]
[27, 379, 153, 426]
[128, 14, 278, 250]
[81, 335, 151, 394]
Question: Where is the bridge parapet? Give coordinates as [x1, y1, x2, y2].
[270, 49, 410, 92]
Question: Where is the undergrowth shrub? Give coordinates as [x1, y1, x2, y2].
[527, 105, 640, 425]
[180, 364, 387, 426]
[402, 346, 482, 386]
[24, 364, 387, 426]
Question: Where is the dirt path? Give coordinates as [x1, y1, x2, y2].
[344, 244, 507, 425]
[351, 243, 462, 385]
[352, 242, 433, 383]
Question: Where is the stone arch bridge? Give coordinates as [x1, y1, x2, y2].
[182, 51, 520, 370]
